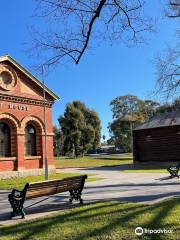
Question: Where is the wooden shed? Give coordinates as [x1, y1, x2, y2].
[133, 112, 180, 163]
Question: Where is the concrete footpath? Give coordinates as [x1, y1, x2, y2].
[0, 166, 179, 225]
[58, 166, 180, 203]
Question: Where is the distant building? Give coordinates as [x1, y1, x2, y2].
[100, 145, 116, 153]
[133, 112, 180, 162]
[0, 55, 59, 173]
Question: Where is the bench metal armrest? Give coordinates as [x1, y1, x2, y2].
[10, 189, 24, 199]
[11, 183, 29, 198]
[12, 188, 21, 193]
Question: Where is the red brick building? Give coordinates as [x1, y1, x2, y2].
[0, 55, 59, 174]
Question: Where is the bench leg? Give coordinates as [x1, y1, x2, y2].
[11, 204, 25, 219]
[8, 194, 26, 219]
[168, 167, 179, 178]
[69, 190, 83, 204]
[169, 174, 179, 178]
[169, 172, 179, 178]
[21, 209, 26, 219]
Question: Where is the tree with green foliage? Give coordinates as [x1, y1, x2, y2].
[110, 95, 159, 121]
[53, 125, 64, 156]
[59, 101, 101, 157]
[108, 119, 131, 152]
[109, 95, 159, 151]
[155, 97, 180, 115]
[139, 99, 161, 121]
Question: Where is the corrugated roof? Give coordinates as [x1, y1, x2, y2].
[134, 111, 180, 130]
[0, 54, 60, 101]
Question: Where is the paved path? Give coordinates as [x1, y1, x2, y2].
[57, 166, 180, 203]
[0, 166, 179, 225]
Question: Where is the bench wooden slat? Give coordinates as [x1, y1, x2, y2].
[29, 176, 84, 185]
[27, 184, 83, 199]
[27, 175, 87, 199]
[27, 189, 57, 199]
[28, 179, 83, 189]
[28, 180, 82, 192]
[27, 183, 83, 199]
[29, 178, 83, 188]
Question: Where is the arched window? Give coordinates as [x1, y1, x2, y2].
[0, 122, 11, 157]
[25, 124, 36, 156]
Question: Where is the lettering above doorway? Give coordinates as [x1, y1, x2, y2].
[8, 104, 29, 111]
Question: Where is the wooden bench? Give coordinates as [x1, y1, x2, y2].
[167, 163, 180, 178]
[8, 175, 87, 219]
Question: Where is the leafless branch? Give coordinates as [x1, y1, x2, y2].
[76, 0, 107, 64]
[167, 0, 180, 18]
[155, 46, 180, 99]
[31, 0, 154, 69]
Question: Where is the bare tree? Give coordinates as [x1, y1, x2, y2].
[155, 46, 180, 99]
[155, 1, 180, 99]
[167, 0, 180, 18]
[31, 0, 153, 68]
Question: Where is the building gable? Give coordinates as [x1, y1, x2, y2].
[0, 55, 59, 103]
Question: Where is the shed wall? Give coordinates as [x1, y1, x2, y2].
[133, 125, 180, 162]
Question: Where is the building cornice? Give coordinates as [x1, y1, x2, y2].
[0, 94, 53, 107]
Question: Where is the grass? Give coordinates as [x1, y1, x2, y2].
[55, 154, 173, 173]
[55, 154, 133, 168]
[0, 197, 179, 239]
[0, 173, 100, 190]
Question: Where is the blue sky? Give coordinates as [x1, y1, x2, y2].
[0, 1, 178, 138]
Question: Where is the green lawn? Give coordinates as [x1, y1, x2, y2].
[0, 173, 100, 190]
[0, 197, 179, 240]
[55, 154, 133, 168]
[55, 154, 173, 173]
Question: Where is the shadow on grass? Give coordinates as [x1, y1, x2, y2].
[142, 197, 180, 240]
[92, 157, 133, 161]
[56, 158, 133, 163]
[0, 197, 179, 240]
[75, 162, 175, 172]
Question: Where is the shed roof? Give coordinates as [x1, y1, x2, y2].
[134, 111, 180, 131]
[0, 54, 60, 100]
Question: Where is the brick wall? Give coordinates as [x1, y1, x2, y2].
[0, 60, 56, 172]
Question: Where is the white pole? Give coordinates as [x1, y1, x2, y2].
[42, 65, 49, 180]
